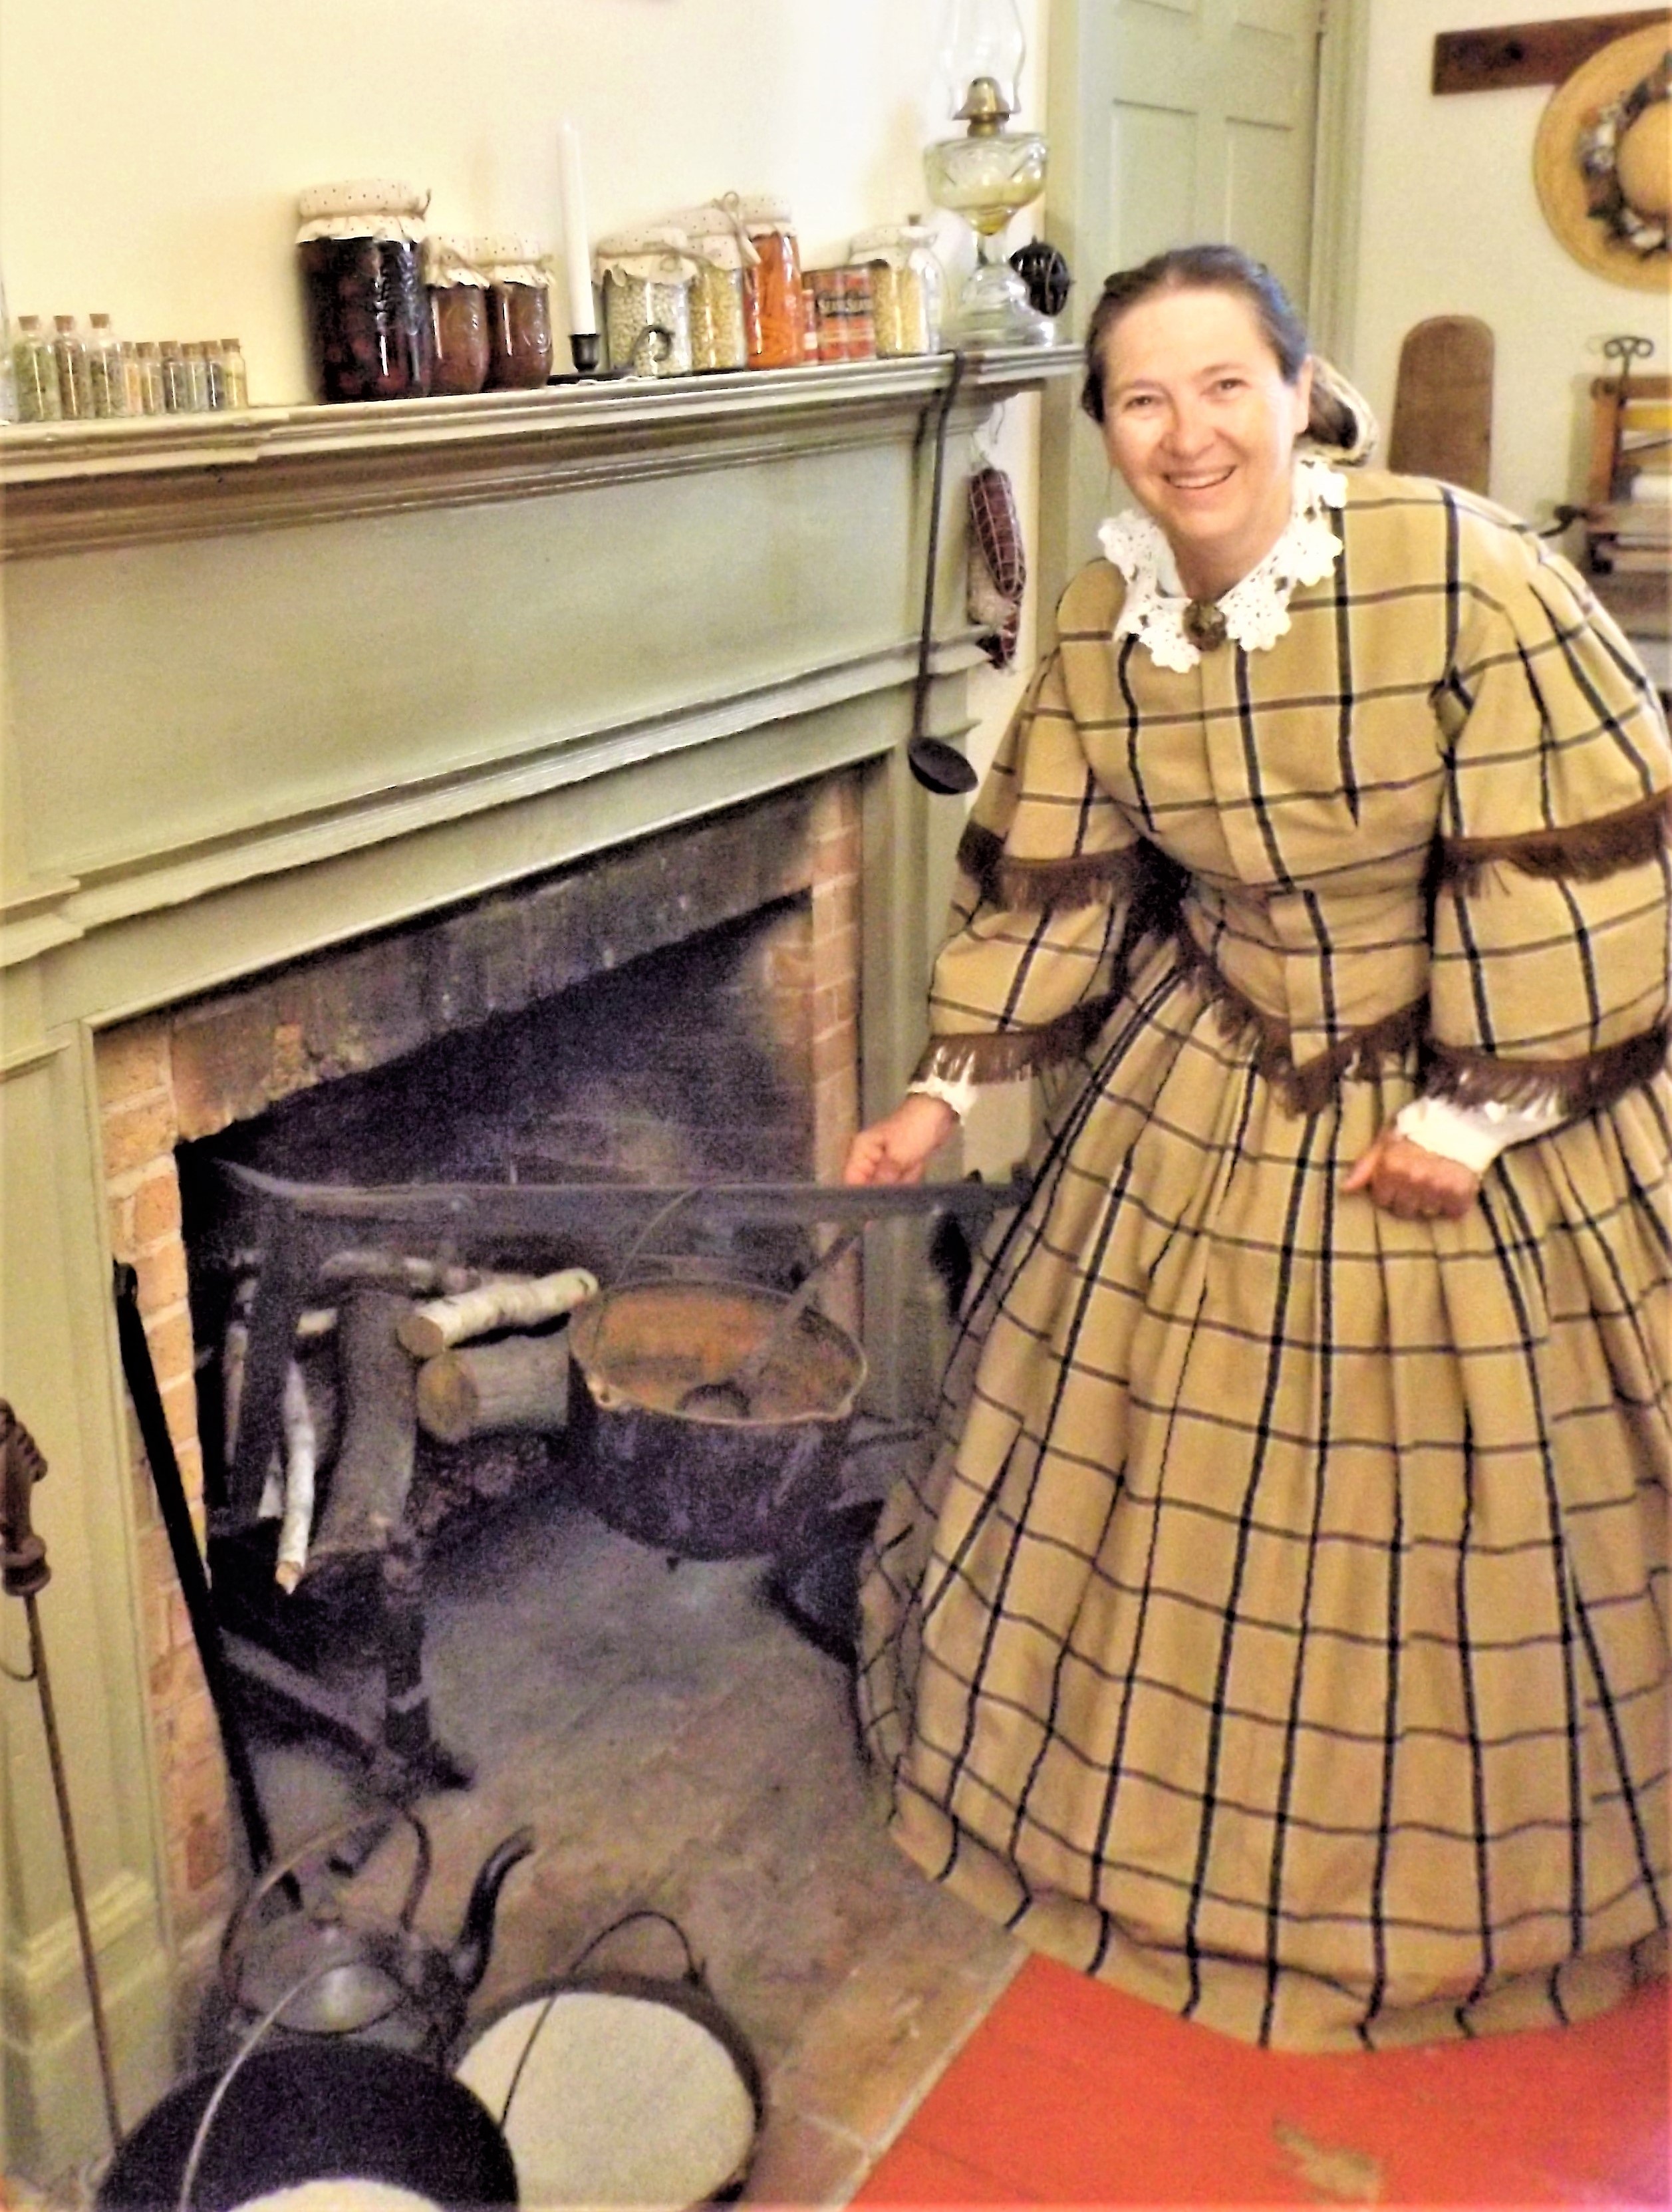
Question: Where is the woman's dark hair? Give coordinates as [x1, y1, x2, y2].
[1080, 243, 1361, 451]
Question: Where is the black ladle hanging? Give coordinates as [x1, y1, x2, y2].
[908, 351, 979, 796]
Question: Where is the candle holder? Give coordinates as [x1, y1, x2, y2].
[569, 332, 602, 377]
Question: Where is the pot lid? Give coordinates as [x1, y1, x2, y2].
[233, 1913, 409, 2036]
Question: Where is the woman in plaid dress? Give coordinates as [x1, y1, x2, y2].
[847, 247, 1669, 2048]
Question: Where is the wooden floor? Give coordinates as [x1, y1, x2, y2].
[851, 1953, 1669, 2206]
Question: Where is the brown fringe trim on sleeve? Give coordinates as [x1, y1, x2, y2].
[1173, 928, 1428, 1115]
[1423, 1020, 1670, 1115]
[955, 819, 1150, 914]
[912, 990, 1127, 1086]
[1435, 790, 1672, 895]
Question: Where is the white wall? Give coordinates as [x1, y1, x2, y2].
[0, 0, 1046, 407]
[1349, 0, 1667, 525]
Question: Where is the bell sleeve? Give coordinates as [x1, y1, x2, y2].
[1425, 533, 1672, 1117]
[913, 644, 1167, 1087]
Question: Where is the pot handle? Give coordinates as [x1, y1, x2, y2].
[217, 1802, 432, 2003]
[567, 1906, 704, 1988]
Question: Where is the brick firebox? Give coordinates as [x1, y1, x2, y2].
[96, 773, 861, 1955]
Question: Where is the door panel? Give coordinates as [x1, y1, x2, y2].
[1044, 0, 1323, 589]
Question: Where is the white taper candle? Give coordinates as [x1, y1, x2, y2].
[557, 119, 597, 336]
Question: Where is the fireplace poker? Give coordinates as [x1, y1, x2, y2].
[0, 1400, 124, 2147]
[112, 1262, 279, 1880]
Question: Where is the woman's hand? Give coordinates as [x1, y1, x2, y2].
[843, 1094, 958, 1186]
[1343, 1127, 1480, 1220]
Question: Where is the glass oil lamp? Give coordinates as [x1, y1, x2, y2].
[924, 0, 1051, 346]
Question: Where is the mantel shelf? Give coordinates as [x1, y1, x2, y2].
[0, 345, 1081, 558]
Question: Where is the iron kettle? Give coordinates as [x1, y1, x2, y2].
[217, 1804, 536, 2060]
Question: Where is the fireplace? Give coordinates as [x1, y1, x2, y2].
[0, 346, 1077, 2176]
[96, 775, 862, 1947]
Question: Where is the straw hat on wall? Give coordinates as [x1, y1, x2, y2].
[1534, 22, 1671, 291]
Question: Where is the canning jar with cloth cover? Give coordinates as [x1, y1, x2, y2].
[670, 204, 756, 372]
[476, 235, 554, 388]
[726, 194, 805, 370]
[850, 225, 944, 356]
[297, 179, 432, 402]
[595, 227, 698, 377]
[424, 235, 492, 396]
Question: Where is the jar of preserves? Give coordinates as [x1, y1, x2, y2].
[672, 206, 752, 374]
[476, 236, 554, 390]
[728, 195, 805, 370]
[849, 225, 945, 356]
[296, 179, 432, 404]
[424, 235, 493, 396]
[594, 227, 697, 378]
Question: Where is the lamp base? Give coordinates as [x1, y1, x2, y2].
[946, 259, 1053, 348]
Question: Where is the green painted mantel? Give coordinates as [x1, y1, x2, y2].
[0, 345, 1079, 2180]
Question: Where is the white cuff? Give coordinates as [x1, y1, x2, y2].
[1393, 1091, 1566, 1175]
[906, 1070, 980, 1121]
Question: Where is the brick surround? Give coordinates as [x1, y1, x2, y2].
[98, 773, 862, 1947]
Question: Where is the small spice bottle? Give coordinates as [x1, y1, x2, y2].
[808, 267, 876, 362]
[158, 341, 192, 413]
[135, 341, 166, 414]
[594, 227, 697, 378]
[182, 341, 209, 411]
[849, 225, 945, 356]
[477, 237, 555, 390]
[424, 236, 493, 396]
[296, 179, 432, 403]
[672, 206, 752, 374]
[201, 340, 227, 410]
[729, 195, 805, 370]
[218, 338, 249, 410]
[52, 315, 92, 420]
[12, 315, 63, 421]
[800, 277, 820, 364]
[86, 314, 128, 415]
[118, 339, 145, 415]
[182, 342, 211, 412]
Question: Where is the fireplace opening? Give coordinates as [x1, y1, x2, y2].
[174, 895, 843, 1696]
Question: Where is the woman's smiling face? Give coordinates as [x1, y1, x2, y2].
[1097, 285, 1313, 600]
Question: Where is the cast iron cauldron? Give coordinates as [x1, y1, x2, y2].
[566, 1276, 866, 1561]
[97, 2040, 518, 2210]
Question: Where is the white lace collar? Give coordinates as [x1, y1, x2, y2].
[1097, 452, 1347, 674]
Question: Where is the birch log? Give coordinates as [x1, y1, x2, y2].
[273, 1361, 319, 1592]
[307, 1290, 416, 1570]
[397, 1269, 598, 1359]
[416, 1333, 572, 1444]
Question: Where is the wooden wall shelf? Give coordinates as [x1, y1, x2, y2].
[0, 348, 1079, 559]
[1433, 10, 1669, 96]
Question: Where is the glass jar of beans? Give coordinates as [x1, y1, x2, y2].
[595, 227, 697, 378]
[849, 225, 946, 356]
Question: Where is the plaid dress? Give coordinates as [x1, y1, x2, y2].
[859, 470, 1671, 2049]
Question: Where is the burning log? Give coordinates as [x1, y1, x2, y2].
[306, 1290, 417, 1572]
[396, 1269, 598, 1360]
[415, 1333, 572, 1445]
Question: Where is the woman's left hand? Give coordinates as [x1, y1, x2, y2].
[1343, 1127, 1480, 1219]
